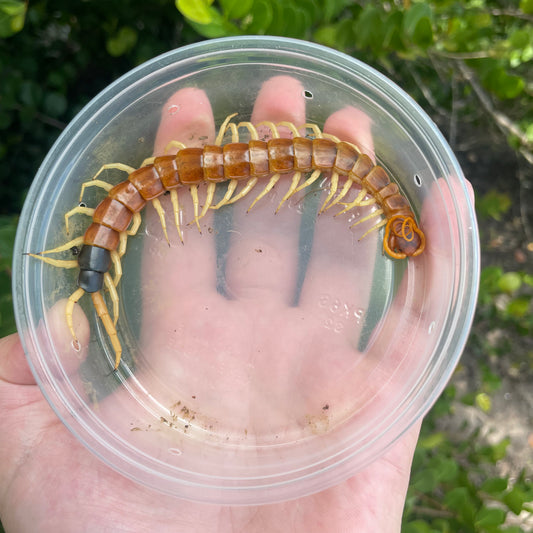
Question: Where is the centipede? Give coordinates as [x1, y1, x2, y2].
[29, 114, 425, 370]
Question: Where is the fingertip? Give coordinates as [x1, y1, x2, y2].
[0, 332, 36, 385]
[154, 88, 215, 155]
[324, 106, 375, 160]
[251, 75, 306, 125]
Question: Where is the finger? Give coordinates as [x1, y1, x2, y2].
[0, 300, 89, 386]
[223, 76, 307, 303]
[298, 107, 379, 350]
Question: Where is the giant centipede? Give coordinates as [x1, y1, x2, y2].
[30, 114, 425, 369]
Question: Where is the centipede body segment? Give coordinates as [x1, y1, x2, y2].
[30, 114, 425, 370]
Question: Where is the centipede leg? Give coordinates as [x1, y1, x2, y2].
[79, 179, 114, 203]
[319, 172, 340, 213]
[127, 212, 142, 237]
[92, 163, 136, 182]
[91, 290, 122, 369]
[215, 113, 239, 146]
[358, 217, 387, 241]
[164, 141, 186, 155]
[335, 188, 369, 216]
[66, 287, 85, 350]
[169, 189, 184, 243]
[211, 179, 239, 210]
[189, 185, 202, 232]
[276, 172, 302, 213]
[64, 205, 95, 234]
[247, 174, 281, 212]
[349, 208, 384, 229]
[226, 178, 258, 205]
[237, 121, 260, 141]
[321, 178, 353, 212]
[255, 120, 281, 139]
[29, 236, 85, 259]
[110, 250, 122, 286]
[151, 197, 170, 243]
[198, 182, 216, 221]
[103, 272, 119, 325]
[294, 169, 324, 194]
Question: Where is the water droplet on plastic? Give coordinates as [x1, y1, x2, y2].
[71, 339, 81, 352]
[168, 104, 180, 115]
[428, 321, 436, 334]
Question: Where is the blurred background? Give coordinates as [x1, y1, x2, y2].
[0, 1, 531, 531]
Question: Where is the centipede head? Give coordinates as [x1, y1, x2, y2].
[383, 215, 425, 260]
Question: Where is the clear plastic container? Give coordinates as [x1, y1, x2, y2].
[13, 36, 479, 504]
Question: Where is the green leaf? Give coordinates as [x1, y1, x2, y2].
[418, 431, 446, 449]
[106, 27, 138, 57]
[219, 0, 253, 20]
[354, 5, 383, 51]
[444, 487, 476, 524]
[503, 486, 528, 514]
[0, 0, 26, 37]
[403, 3, 433, 48]
[498, 272, 522, 294]
[403, 520, 434, 533]
[483, 66, 525, 100]
[176, 0, 215, 24]
[475, 392, 491, 412]
[476, 189, 511, 221]
[410, 467, 439, 493]
[474, 507, 506, 528]
[481, 477, 508, 494]
[520, 0, 533, 14]
[507, 295, 531, 318]
[242, 0, 273, 34]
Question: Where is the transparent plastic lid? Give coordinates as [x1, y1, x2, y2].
[13, 36, 479, 504]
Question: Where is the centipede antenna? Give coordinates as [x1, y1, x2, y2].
[151, 197, 170, 243]
[276, 172, 302, 213]
[26, 254, 79, 269]
[247, 174, 280, 212]
[169, 189, 184, 243]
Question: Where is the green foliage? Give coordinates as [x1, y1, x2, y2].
[176, 0, 533, 158]
[404, 389, 533, 532]
[0, 215, 17, 336]
[0, 0, 26, 37]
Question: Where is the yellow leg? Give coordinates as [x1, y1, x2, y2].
[211, 179, 238, 210]
[91, 291, 122, 370]
[237, 121, 260, 141]
[247, 174, 281, 212]
[335, 188, 368, 217]
[215, 113, 238, 146]
[164, 141, 186, 154]
[189, 185, 202, 232]
[127, 212, 142, 237]
[92, 163, 136, 182]
[169, 189, 183, 243]
[64, 205, 95, 234]
[79, 179, 114, 203]
[255, 120, 280, 139]
[226, 177, 258, 205]
[358, 217, 387, 240]
[27, 254, 78, 269]
[104, 272, 119, 325]
[66, 287, 85, 349]
[110, 250, 122, 287]
[349, 208, 384, 229]
[322, 179, 353, 212]
[152, 197, 170, 244]
[276, 172, 302, 213]
[319, 173, 340, 213]
[294, 169, 324, 194]
[276, 121, 301, 138]
[30, 236, 85, 257]
[198, 182, 217, 220]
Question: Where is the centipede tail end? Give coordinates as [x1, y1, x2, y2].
[383, 215, 425, 259]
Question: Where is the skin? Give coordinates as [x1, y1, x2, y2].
[0, 76, 473, 532]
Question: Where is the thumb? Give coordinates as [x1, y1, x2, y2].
[0, 332, 35, 385]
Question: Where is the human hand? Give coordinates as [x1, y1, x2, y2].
[0, 75, 472, 532]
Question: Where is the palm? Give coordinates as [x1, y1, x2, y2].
[0, 77, 420, 532]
